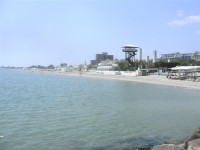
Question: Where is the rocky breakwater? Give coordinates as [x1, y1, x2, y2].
[124, 127, 200, 150]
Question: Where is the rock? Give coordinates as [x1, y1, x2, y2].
[123, 148, 138, 150]
[187, 128, 200, 142]
[188, 139, 200, 148]
[187, 146, 193, 150]
[187, 146, 200, 150]
[123, 147, 150, 150]
[152, 144, 184, 150]
[178, 143, 186, 149]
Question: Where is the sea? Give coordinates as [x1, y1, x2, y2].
[0, 69, 200, 150]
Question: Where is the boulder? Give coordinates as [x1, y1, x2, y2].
[187, 128, 200, 142]
[123, 147, 150, 150]
[178, 143, 186, 149]
[188, 139, 200, 148]
[187, 146, 200, 150]
[152, 144, 184, 150]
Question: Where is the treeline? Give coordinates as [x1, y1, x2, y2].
[28, 64, 66, 69]
[28, 63, 68, 69]
[115, 58, 200, 71]
[154, 58, 200, 68]
[28, 64, 55, 69]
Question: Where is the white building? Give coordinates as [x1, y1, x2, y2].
[192, 51, 200, 61]
[97, 60, 118, 71]
[161, 52, 194, 59]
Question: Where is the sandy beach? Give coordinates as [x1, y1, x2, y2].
[58, 71, 200, 91]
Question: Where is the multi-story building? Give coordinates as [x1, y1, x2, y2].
[90, 60, 96, 66]
[96, 52, 113, 65]
[161, 52, 195, 59]
[91, 52, 114, 66]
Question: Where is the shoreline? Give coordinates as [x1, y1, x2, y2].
[123, 127, 200, 150]
[9, 68, 200, 90]
[56, 71, 200, 91]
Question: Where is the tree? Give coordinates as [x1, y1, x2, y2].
[138, 60, 146, 69]
[117, 60, 129, 71]
[47, 64, 55, 69]
[78, 64, 83, 71]
[154, 58, 200, 69]
[60, 63, 67, 67]
[154, 61, 179, 68]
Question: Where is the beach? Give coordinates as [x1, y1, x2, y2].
[58, 71, 200, 91]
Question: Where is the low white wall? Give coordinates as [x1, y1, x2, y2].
[102, 71, 115, 75]
[96, 71, 139, 76]
[120, 71, 138, 76]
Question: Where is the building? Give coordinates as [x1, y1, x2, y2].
[91, 52, 114, 66]
[96, 52, 113, 65]
[90, 60, 96, 66]
[97, 60, 118, 71]
[161, 52, 194, 59]
[192, 51, 200, 61]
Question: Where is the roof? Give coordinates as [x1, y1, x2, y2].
[122, 44, 139, 48]
[170, 66, 200, 71]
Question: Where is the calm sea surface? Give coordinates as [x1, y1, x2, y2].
[0, 69, 200, 150]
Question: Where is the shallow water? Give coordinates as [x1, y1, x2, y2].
[0, 69, 200, 150]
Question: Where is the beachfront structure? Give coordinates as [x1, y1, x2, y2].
[96, 60, 118, 71]
[168, 66, 200, 80]
[122, 44, 140, 70]
[171, 66, 200, 71]
[91, 52, 114, 66]
[122, 44, 139, 63]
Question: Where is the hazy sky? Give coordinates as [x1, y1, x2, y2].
[0, 0, 200, 67]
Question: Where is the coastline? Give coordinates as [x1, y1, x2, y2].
[57, 71, 200, 91]
[123, 127, 200, 150]
[9, 68, 200, 90]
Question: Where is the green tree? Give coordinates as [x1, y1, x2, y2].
[117, 60, 129, 71]
[60, 63, 67, 67]
[47, 64, 55, 69]
[78, 64, 83, 71]
[138, 60, 146, 69]
[154, 58, 200, 69]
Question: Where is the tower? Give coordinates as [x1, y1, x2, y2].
[153, 50, 157, 63]
[121, 44, 139, 70]
[146, 56, 150, 68]
[139, 48, 142, 61]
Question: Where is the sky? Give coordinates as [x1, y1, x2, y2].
[0, 0, 200, 67]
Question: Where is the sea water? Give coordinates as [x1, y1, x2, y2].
[0, 69, 200, 150]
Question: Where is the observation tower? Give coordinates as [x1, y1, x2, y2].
[121, 44, 139, 71]
[122, 44, 139, 63]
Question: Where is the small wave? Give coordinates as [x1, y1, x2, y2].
[0, 135, 4, 138]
